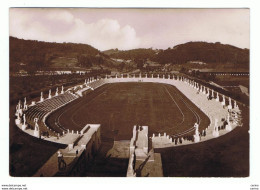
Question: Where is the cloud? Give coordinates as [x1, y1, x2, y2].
[9, 9, 140, 51]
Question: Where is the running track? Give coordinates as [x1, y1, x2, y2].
[46, 83, 210, 141]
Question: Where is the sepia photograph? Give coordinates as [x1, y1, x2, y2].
[8, 8, 251, 178]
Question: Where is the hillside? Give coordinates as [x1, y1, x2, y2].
[154, 42, 249, 66]
[9, 37, 108, 72]
[104, 48, 159, 61]
[10, 37, 250, 73]
[103, 42, 249, 71]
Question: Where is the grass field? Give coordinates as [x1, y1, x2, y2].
[47, 82, 210, 141]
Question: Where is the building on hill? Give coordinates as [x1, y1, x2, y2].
[143, 62, 162, 72]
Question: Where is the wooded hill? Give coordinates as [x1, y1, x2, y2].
[10, 37, 249, 72]
[154, 42, 249, 65]
[10, 37, 108, 72]
[105, 42, 249, 67]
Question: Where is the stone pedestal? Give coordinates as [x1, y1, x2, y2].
[194, 134, 200, 143]
[22, 124, 28, 131]
[212, 128, 219, 137]
[15, 118, 21, 125]
[40, 97, 44, 102]
[18, 109, 23, 116]
[34, 129, 40, 138]
[225, 124, 232, 131]
[23, 105, 28, 110]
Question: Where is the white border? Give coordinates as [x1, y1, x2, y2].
[1, 0, 259, 190]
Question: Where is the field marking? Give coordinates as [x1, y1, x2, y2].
[54, 84, 112, 130]
[163, 85, 195, 135]
[163, 85, 185, 127]
[173, 88, 201, 124]
[170, 87, 203, 137]
[54, 82, 202, 138]
[70, 84, 116, 128]
[157, 85, 168, 128]
[163, 85, 203, 137]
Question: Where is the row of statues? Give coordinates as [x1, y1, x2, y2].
[15, 112, 40, 138]
[185, 78, 239, 111]
[40, 86, 64, 102]
[110, 73, 177, 79]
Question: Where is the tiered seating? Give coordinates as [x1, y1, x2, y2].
[173, 80, 237, 139]
[87, 79, 106, 89]
[25, 92, 78, 135]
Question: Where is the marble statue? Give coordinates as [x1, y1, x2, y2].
[226, 113, 232, 131]
[34, 118, 40, 138]
[22, 114, 28, 131]
[61, 86, 64, 94]
[212, 118, 219, 137]
[193, 122, 200, 142]
[55, 87, 59, 96]
[48, 89, 52, 99]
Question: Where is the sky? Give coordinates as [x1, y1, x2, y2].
[9, 8, 250, 51]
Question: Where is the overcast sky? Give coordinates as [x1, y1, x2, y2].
[9, 8, 249, 51]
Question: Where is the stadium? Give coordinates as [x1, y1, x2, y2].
[11, 74, 248, 177]
[9, 8, 250, 178]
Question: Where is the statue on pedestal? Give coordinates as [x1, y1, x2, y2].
[55, 87, 59, 96]
[212, 118, 219, 137]
[48, 89, 52, 99]
[222, 95, 226, 107]
[15, 112, 21, 125]
[193, 123, 200, 142]
[22, 114, 28, 131]
[61, 86, 64, 94]
[225, 113, 232, 131]
[228, 97, 232, 110]
[40, 92, 44, 102]
[17, 100, 23, 116]
[203, 86, 206, 94]
[34, 118, 40, 138]
[23, 97, 28, 110]
[15, 104, 19, 117]
[216, 92, 219, 102]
